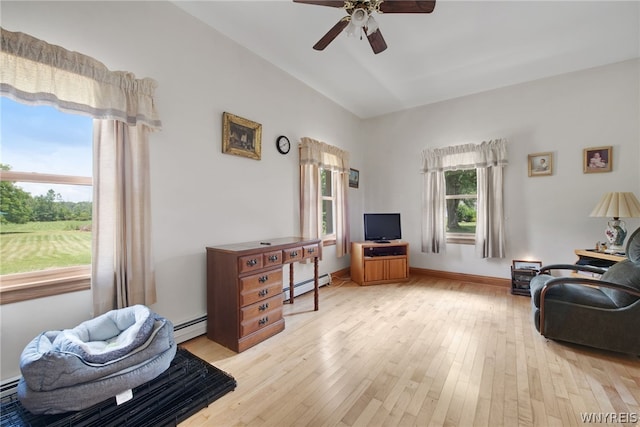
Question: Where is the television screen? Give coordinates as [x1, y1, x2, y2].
[364, 213, 401, 242]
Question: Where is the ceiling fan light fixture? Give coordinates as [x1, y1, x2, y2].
[351, 8, 369, 27]
[345, 21, 358, 37]
[365, 15, 379, 35]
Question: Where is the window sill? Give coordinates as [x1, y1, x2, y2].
[446, 234, 475, 245]
[0, 266, 91, 304]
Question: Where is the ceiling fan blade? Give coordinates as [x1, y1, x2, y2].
[293, 0, 346, 8]
[366, 28, 388, 54]
[313, 18, 350, 51]
[379, 0, 436, 13]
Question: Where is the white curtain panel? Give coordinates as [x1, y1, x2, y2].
[93, 121, 156, 314]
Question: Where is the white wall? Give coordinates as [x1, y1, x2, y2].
[362, 59, 640, 278]
[0, 1, 364, 380]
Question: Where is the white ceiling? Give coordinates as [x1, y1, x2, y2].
[172, 0, 640, 119]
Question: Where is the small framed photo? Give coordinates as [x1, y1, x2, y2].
[349, 168, 359, 188]
[528, 152, 553, 177]
[222, 112, 262, 160]
[512, 260, 542, 271]
[583, 146, 612, 173]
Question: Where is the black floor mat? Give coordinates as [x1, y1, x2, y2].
[0, 347, 236, 427]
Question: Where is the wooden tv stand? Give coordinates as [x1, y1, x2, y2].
[350, 241, 409, 286]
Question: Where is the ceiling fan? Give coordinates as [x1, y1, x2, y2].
[293, 0, 436, 54]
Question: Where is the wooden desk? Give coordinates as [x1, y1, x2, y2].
[206, 237, 322, 352]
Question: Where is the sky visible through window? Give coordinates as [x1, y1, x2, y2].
[1, 97, 93, 202]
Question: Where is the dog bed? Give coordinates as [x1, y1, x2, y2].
[17, 305, 176, 414]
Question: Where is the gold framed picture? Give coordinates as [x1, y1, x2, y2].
[583, 146, 612, 173]
[528, 152, 553, 177]
[222, 112, 262, 160]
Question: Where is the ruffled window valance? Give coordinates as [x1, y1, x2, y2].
[299, 137, 350, 172]
[421, 139, 508, 172]
[0, 28, 161, 129]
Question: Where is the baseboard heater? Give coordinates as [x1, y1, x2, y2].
[173, 273, 331, 344]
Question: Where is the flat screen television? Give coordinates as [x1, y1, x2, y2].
[364, 213, 401, 243]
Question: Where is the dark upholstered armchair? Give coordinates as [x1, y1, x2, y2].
[530, 227, 640, 356]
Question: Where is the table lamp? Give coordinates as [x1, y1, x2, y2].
[589, 192, 640, 253]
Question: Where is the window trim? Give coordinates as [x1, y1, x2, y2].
[0, 171, 92, 186]
[0, 265, 91, 304]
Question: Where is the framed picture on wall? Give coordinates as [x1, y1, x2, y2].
[583, 146, 612, 173]
[222, 112, 262, 160]
[528, 152, 553, 177]
[349, 168, 359, 188]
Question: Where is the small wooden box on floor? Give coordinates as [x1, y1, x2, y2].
[351, 241, 409, 286]
[206, 237, 321, 352]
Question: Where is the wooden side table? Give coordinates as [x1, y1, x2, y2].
[573, 249, 625, 278]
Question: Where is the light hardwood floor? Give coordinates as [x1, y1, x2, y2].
[180, 275, 640, 427]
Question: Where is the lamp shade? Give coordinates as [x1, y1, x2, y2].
[589, 192, 640, 219]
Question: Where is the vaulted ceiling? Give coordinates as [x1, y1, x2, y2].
[173, 1, 640, 119]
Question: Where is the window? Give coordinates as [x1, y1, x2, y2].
[421, 140, 507, 256]
[0, 97, 93, 303]
[321, 168, 336, 241]
[444, 169, 477, 244]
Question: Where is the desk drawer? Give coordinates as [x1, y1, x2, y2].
[240, 294, 283, 324]
[240, 307, 283, 337]
[238, 254, 264, 274]
[283, 247, 303, 263]
[303, 244, 320, 259]
[263, 250, 283, 267]
[240, 270, 283, 306]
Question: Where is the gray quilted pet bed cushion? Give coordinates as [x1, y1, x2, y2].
[17, 341, 177, 414]
[17, 305, 176, 414]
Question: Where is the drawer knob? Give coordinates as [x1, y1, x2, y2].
[258, 275, 269, 283]
[290, 251, 298, 257]
[258, 289, 269, 297]
[269, 255, 279, 261]
[259, 303, 269, 311]
[307, 248, 315, 254]
[258, 316, 269, 326]
[246, 259, 258, 267]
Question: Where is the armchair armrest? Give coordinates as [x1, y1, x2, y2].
[537, 277, 640, 335]
[538, 264, 607, 276]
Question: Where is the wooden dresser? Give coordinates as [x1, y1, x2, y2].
[206, 237, 322, 352]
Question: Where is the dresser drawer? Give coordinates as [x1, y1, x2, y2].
[240, 294, 283, 322]
[283, 247, 303, 263]
[303, 244, 320, 259]
[263, 250, 283, 267]
[239, 270, 283, 306]
[238, 254, 263, 274]
[240, 307, 283, 337]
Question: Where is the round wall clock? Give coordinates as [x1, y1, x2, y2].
[276, 135, 291, 155]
